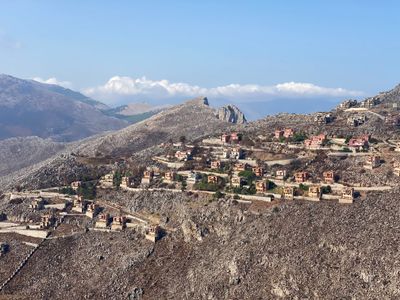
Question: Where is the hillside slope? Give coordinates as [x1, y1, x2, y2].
[0, 74, 127, 142]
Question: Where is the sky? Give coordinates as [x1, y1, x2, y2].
[1, 1, 400, 118]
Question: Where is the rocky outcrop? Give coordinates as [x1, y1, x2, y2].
[217, 105, 247, 124]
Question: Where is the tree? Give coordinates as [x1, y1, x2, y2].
[113, 171, 122, 188]
[179, 135, 186, 144]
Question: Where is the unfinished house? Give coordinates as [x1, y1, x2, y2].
[295, 171, 308, 183]
[252, 166, 264, 177]
[314, 113, 333, 125]
[283, 186, 294, 200]
[361, 97, 380, 108]
[393, 162, 400, 176]
[337, 99, 358, 110]
[40, 214, 56, 229]
[187, 171, 201, 185]
[99, 172, 114, 188]
[145, 225, 162, 242]
[308, 186, 321, 200]
[29, 197, 45, 211]
[347, 114, 367, 127]
[95, 213, 110, 228]
[111, 216, 126, 231]
[207, 175, 219, 184]
[255, 181, 267, 193]
[72, 196, 86, 213]
[364, 156, 381, 169]
[339, 187, 355, 204]
[323, 171, 335, 184]
[210, 160, 222, 170]
[141, 170, 154, 185]
[85, 203, 99, 219]
[276, 170, 287, 180]
[231, 176, 244, 188]
[163, 171, 176, 183]
[120, 176, 134, 189]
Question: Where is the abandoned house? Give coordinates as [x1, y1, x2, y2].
[29, 197, 45, 210]
[40, 214, 56, 229]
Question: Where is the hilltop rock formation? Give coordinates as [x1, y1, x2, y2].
[217, 104, 247, 124]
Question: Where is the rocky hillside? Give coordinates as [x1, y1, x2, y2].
[0, 74, 127, 142]
[0, 137, 65, 177]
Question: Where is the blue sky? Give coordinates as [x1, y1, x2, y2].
[1, 1, 400, 117]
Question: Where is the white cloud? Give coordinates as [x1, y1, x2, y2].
[0, 31, 22, 50]
[83, 76, 363, 105]
[32, 77, 72, 88]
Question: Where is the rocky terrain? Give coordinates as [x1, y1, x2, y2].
[217, 104, 247, 124]
[0, 74, 127, 142]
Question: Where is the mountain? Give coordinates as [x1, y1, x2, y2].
[104, 102, 169, 123]
[0, 74, 128, 142]
[217, 104, 247, 124]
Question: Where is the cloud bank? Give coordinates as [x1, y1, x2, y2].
[32, 77, 72, 88]
[83, 76, 364, 105]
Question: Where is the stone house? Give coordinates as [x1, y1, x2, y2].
[252, 166, 264, 177]
[255, 181, 267, 193]
[276, 170, 287, 180]
[29, 197, 45, 210]
[120, 176, 134, 189]
[145, 225, 162, 242]
[308, 186, 321, 199]
[40, 214, 56, 229]
[323, 171, 335, 184]
[295, 171, 308, 183]
[339, 187, 354, 204]
[283, 186, 294, 200]
[99, 172, 114, 188]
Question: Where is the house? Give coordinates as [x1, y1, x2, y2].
[339, 187, 354, 204]
[283, 186, 294, 200]
[304, 134, 327, 149]
[274, 130, 284, 139]
[29, 197, 45, 210]
[141, 170, 154, 185]
[348, 134, 369, 151]
[323, 171, 335, 184]
[40, 214, 56, 229]
[295, 172, 308, 183]
[276, 170, 287, 180]
[187, 171, 201, 185]
[308, 186, 321, 200]
[85, 203, 99, 219]
[70, 181, 82, 191]
[208, 175, 219, 184]
[231, 176, 244, 188]
[111, 216, 126, 231]
[145, 225, 162, 242]
[364, 156, 381, 169]
[175, 150, 192, 161]
[252, 166, 264, 177]
[95, 213, 110, 228]
[385, 114, 400, 126]
[120, 176, 134, 189]
[338, 99, 357, 110]
[233, 162, 247, 172]
[210, 160, 222, 170]
[163, 171, 176, 183]
[255, 181, 267, 193]
[283, 128, 295, 138]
